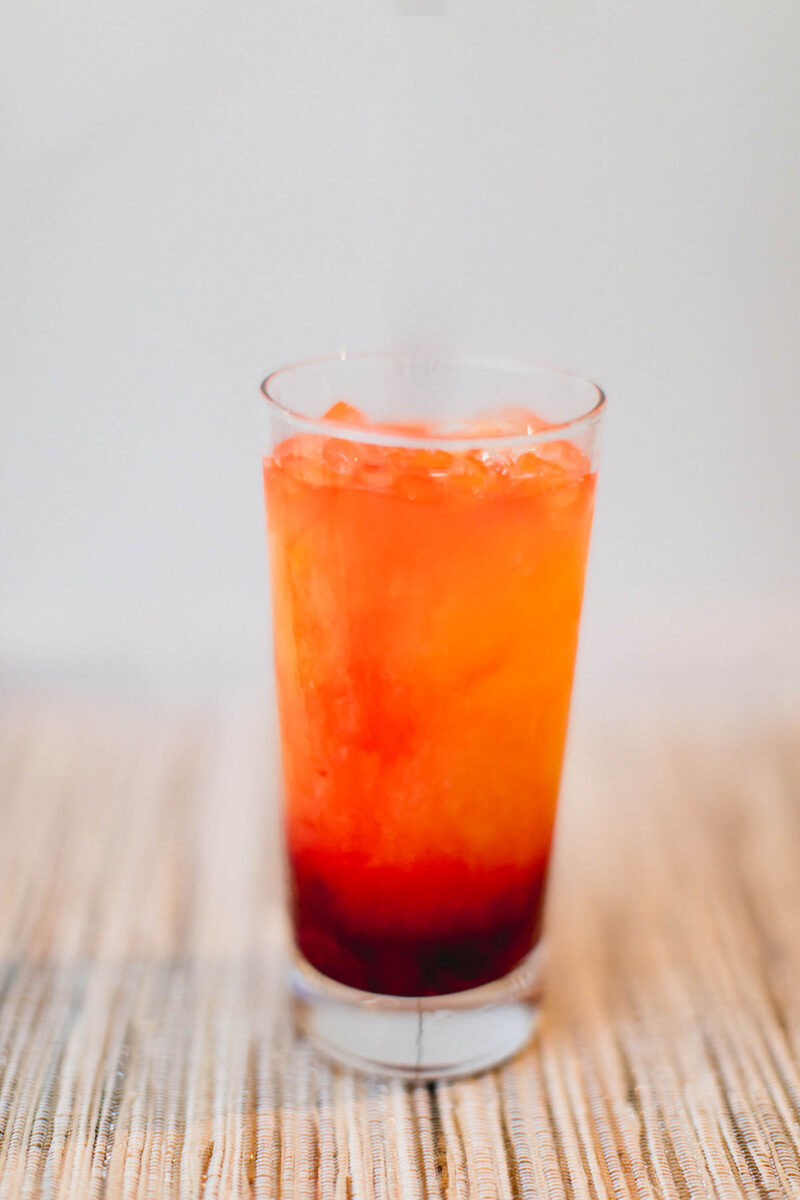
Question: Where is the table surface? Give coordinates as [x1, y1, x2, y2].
[1, 698, 799, 1198]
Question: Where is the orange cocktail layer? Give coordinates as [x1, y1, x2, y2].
[264, 405, 596, 996]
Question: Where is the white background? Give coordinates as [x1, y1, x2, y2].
[3, 1, 799, 715]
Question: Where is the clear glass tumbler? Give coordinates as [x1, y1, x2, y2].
[260, 353, 604, 1078]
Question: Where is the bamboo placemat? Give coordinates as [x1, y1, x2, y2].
[0, 697, 799, 1198]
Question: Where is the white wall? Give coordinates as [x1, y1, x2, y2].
[3, 1, 799, 711]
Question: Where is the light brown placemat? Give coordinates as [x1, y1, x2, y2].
[0, 698, 799, 1197]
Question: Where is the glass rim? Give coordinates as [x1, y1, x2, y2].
[261, 351, 606, 451]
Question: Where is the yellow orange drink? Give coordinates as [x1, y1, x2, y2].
[264, 398, 597, 996]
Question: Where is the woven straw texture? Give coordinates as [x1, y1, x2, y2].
[1, 697, 799, 1198]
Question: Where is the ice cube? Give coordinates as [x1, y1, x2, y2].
[323, 437, 360, 476]
[323, 401, 368, 427]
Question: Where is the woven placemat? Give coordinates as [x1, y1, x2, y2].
[0, 698, 799, 1198]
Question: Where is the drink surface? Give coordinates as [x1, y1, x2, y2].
[264, 403, 596, 996]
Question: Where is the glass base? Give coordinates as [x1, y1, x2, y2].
[291, 944, 543, 1080]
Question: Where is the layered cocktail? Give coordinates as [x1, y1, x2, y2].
[261, 355, 603, 1076]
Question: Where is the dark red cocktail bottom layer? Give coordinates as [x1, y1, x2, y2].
[290, 859, 547, 996]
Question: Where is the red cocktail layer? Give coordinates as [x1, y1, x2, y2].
[264, 403, 596, 996]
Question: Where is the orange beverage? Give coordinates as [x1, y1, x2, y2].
[264, 395, 598, 997]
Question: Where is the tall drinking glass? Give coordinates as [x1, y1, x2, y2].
[260, 353, 604, 1078]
